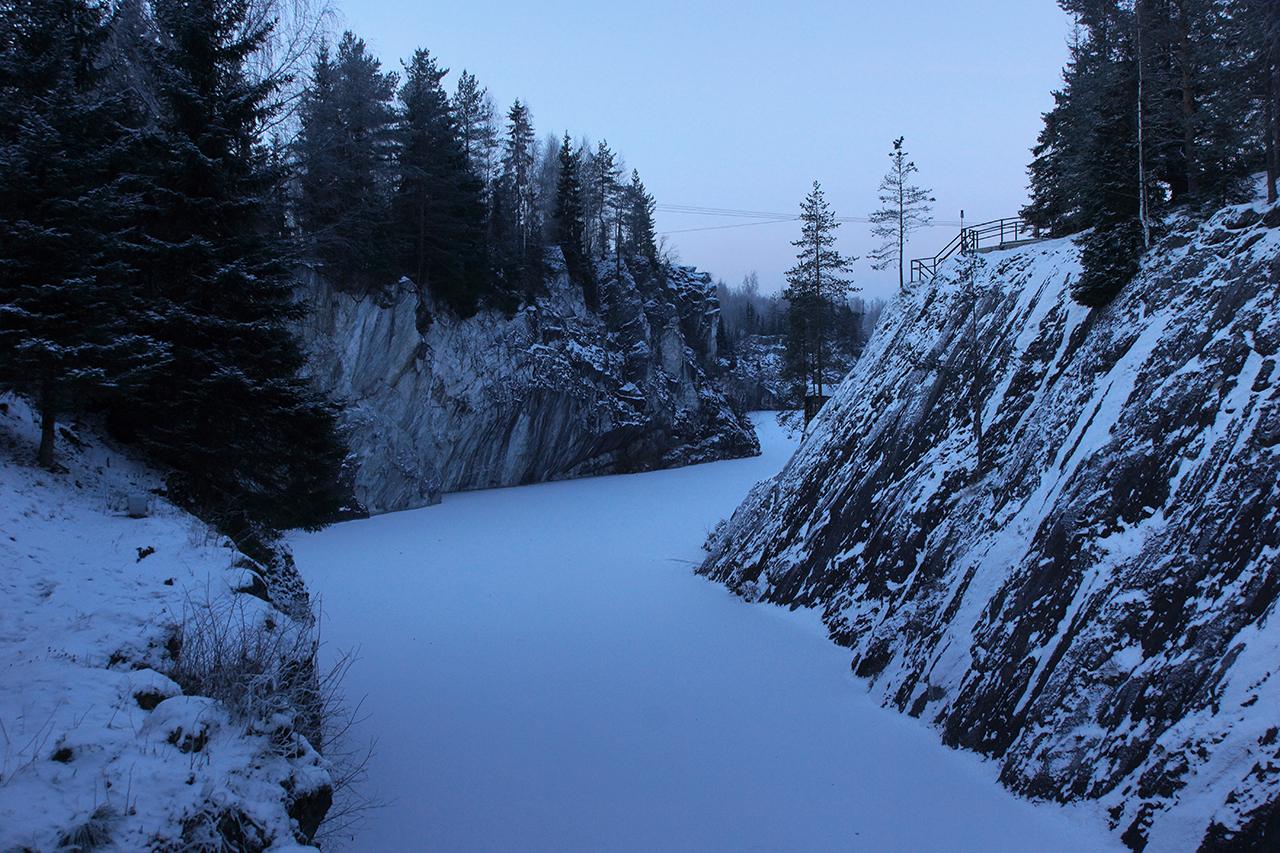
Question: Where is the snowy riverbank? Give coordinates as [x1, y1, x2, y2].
[0, 396, 329, 852]
[292, 414, 1123, 852]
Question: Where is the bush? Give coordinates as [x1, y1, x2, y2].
[162, 590, 374, 844]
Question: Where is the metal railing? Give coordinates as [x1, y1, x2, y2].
[909, 217, 1043, 283]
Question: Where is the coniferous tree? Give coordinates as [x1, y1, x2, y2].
[783, 181, 856, 402]
[500, 99, 537, 253]
[453, 70, 496, 184]
[0, 0, 164, 468]
[585, 139, 622, 258]
[868, 137, 933, 292]
[119, 0, 347, 545]
[621, 169, 657, 264]
[553, 132, 596, 310]
[393, 48, 487, 319]
[1025, 0, 1266, 306]
[294, 31, 398, 292]
[491, 99, 540, 300]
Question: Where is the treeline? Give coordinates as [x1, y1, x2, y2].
[293, 31, 665, 319]
[716, 272, 884, 403]
[1023, 0, 1277, 305]
[0, 0, 668, 556]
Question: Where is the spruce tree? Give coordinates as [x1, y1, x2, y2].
[295, 31, 398, 293]
[585, 140, 622, 258]
[493, 99, 540, 300]
[553, 132, 596, 310]
[621, 169, 657, 263]
[393, 48, 487, 319]
[453, 70, 496, 183]
[0, 0, 164, 468]
[783, 181, 856, 402]
[119, 0, 347, 544]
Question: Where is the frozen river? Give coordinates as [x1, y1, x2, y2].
[292, 416, 1121, 852]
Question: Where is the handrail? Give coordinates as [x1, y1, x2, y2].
[909, 217, 1043, 283]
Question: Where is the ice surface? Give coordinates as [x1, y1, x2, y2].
[292, 414, 1121, 852]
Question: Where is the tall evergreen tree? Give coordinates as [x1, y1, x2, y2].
[500, 99, 537, 253]
[553, 132, 596, 309]
[1025, 0, 1265, 306]
[620, 169, 657, 263]
[585, 139, 622, 258]
[453, 70, 496, 184]
[0, 0, 164, 468]
[783, 181, 856, 402]
[868, 137, 933, 292]
[392, 48, 487, 319]
[294, 31, 398, 293]
[119, 0, 347, 545]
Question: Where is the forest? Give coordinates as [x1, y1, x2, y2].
[0, 0, 670, 558]
[1024, 0, 1279, 304]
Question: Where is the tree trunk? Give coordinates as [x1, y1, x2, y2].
[1178, 5, 1200, 200]
[37, 374, 57, 470]
[1270, 0, 1280, 204]
[1268, 71, 1277, 205]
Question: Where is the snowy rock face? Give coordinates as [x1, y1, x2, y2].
[296, 258, 759, 514]
[702, 199, 1280, 852]
[723, 335, 788, 411]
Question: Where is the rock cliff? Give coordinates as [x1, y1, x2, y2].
[296, 256, 758, 515]
[701, 198, 1280, 851]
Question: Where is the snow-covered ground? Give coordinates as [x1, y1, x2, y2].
[292, 414, 1124, 853]
[0, 395, 327, 853]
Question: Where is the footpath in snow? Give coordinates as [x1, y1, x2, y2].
[291, 415, 1124, 853]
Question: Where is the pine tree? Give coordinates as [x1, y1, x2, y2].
[118, 0, 348, 544]
[783, 181, 856, 402]
[392, 48, 487, 319]
[0, 0, 164, 468]
[868, 137, 933, 292]
[294, 31, 398, 293]
[553, 132, 597, 309]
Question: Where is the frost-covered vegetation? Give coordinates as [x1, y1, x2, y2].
[0, 396, 353, 852]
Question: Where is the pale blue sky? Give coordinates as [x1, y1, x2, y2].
[334, 0, 1074, 299]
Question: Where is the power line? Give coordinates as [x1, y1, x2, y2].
[655, 203, 962, 235]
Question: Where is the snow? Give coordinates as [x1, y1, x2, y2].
[0, 395, 327, 852]
[292, 414, 1122, 852]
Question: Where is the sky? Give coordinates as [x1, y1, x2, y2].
[331, 0, 1075, 301]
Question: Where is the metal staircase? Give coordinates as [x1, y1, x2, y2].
[909, 217, 1044, 283]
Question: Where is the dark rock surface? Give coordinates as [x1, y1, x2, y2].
[295, 255, 759, 514]
[701, 199, 1280, 851]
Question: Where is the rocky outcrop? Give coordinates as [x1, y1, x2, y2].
[701, 197, 1280, 851]
[296, 255, 758, 515]
[722, 335, 788, 411]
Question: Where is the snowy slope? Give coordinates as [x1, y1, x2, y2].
[702, 196, 1280, 851]
[0, 396, 330, 853]
[294, 254, 758, 515]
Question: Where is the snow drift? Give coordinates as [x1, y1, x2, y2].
[701, 197, 1280, 851]
[295, 256, 759, 515]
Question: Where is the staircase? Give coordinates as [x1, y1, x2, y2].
[909, 217, 1044, 283]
